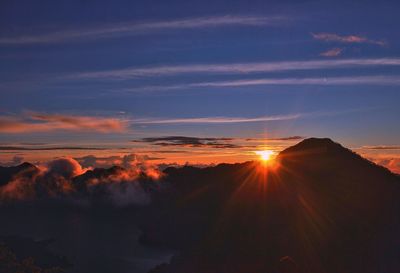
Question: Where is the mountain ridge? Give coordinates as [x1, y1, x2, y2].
[0, 138, 399, 272]
[0, 138, 398, 182]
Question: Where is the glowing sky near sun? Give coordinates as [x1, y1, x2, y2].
[255, 150, 276, 162]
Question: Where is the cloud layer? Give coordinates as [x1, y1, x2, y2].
[0, 156, 162, 206]
[132, 135, 305, 150]
[0, 113, 126, 133]
[370, 158, 400, 174]
[361, 145, 400, 150]
[76, 154, 162, 169]
[134, 136, 238, 148]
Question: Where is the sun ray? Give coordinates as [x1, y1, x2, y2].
[255, 150, 276, 162]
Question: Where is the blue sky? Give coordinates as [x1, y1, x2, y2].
[0, 0, 399, 170]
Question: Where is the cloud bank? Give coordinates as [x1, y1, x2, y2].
[362, 145, 400, 150]
[75, 154, 162, 169]
[0, 156, 162, 206]
[370, 158, 400, 174]
[0, 112, 126, 133]
[134, 136, 238, 148]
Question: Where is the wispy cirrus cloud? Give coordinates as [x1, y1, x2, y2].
[131, 114, 301, 124]
[0, 15, 285, 45]
[71, 58, 400, 80]
[186, 75, 400, 88]
[320, 47, 343, 57]
[130, 108, 369, 125]
[311, 32, 387, 46]
[0, 113, 127, 133]
[121, 75, 400, 93]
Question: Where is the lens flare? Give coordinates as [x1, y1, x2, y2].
[255, 150, 275, 162]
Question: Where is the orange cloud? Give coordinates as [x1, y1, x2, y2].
[0, 156, 162, 205]
[46, 158, 85, 178]
[371, 158, 400, 174]
[0, 112, 126, 133]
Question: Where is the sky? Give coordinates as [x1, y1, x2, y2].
[0, 0, 399, 172]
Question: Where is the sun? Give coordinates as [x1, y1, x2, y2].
[255, 150, 275, 162]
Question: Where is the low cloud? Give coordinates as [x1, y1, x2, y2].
[46, 158, 85, 178]
[0, 155, 24, 167]
[76, 154, 163, 169]
[77, 155, 123, 169]
[134, 136, 239, 149]
[0, 112, 126, 133]
[320, 47, 343, 57]
[106, 181, 150, 207]
[0, 146, 107, 151]
[245, 136, 304, 141]
[0, 156, 163, 206]
[371, 158, 400, 174]
[274, 136, 304, 141]
[82, 167, 155, 206]
[0, 158, 82, 201]
[132, 135, 305, 151]
[362, 145, 400, 150]
[311, 32, 386, 46]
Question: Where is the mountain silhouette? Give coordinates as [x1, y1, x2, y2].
[0, 162, 38, 186]
[140, 138, 400, 273]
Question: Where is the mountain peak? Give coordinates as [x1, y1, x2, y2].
[0, 162, 39, 186]
[17, 162, 37, 170]
[296, 137, 336, 146]
[278, 137, 349, 157]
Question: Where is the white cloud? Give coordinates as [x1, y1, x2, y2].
[71, 58, 400, 80]
[129, 108, 370, 125]
[186, 75, 400, 88]
[0, 15, 285, 45]
[117, 75, 400, 94]
[132, 114, 301, 124]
